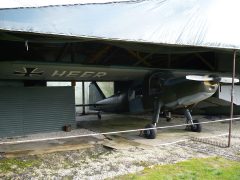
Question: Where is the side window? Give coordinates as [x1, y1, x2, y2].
[128, 89, 135, 100]
[128, 85, 143, 100]
[135, 86, 143, 97]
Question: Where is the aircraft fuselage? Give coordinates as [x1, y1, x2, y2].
[94, 78, 219, 113]
[157, 78, 218, 109]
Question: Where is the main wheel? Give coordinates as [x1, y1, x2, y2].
[143, 124, 157, 139]
[166, 117, 172, 122]
[191, 120, 202, 132]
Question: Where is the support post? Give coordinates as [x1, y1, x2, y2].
[228, 50, 236, 147]
[71, 81, 76, 87]
[82, 81, 86, 115]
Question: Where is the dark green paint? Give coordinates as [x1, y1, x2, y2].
[0, 87, 75, 138]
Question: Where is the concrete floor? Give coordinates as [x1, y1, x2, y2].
[0, 113, 239, 157]
[77, 113, 238, 148]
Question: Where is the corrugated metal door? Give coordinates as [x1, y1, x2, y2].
[0, 88, 24, 137]
[0, 87, 75, 138]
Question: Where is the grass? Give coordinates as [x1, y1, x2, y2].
[116, 157, 240, 180]
[0, 157, 40, 173]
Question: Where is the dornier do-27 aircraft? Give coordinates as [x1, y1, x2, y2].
[0, 61, 238, 139]
[88, 69, 239, 139]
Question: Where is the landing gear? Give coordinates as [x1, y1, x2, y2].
[166, 117, 172, 122]
[144, 124, 157, 139]
[144, 100, 162, 139]
[165, 111, 172, 122]
[191, 120, 202, 132]
[184, 109, 202, 132]
[97, 112, 102, 120]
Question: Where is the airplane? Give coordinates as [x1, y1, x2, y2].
[0, 60, 239, 140]
[88, 71, 239, 139]
[0, 60, 238, 140]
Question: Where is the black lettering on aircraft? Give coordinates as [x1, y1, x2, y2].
[12, 68, 108, 79]
[14, 67, 43, 77]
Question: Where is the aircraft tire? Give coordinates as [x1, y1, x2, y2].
[166, 117, 172, 122]
[191, 120, 202, 132]
[143, 124, 157, 139]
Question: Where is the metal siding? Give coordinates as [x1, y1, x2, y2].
[22, 87, 76, 134]
[0, 88, 24, 137]
[1, 0, 240, 50]
[219, 85, 240, 106]
[0, 87, 75, 137]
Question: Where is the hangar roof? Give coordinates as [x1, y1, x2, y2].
[0, 0, 240, 50]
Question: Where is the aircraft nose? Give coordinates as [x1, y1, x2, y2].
[203, 81, 218, 92]
[209, 84, 217, 91]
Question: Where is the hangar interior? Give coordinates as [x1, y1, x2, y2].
[0, 36, 239, 138]
[1, 37, 239, 71]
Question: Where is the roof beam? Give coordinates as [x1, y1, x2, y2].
[127, 50, 151, 66]
[195, 53, 215, 70]
[134, 53, 153, 66]
[102, 48, 120, 64]
[89, 46, 112, 64]
[56, 43, 70, 62]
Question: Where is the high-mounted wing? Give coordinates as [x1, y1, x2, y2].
[0, 61, 239, 82]
[0, 61, 150, 81]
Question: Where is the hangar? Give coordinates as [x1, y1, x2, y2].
[0, 0, 239, 138]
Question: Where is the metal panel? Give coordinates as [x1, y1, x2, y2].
[0, 88, 24, 137]
[22, 87, 76, 134]
[1, 0, 240, 50]
[0, 87, 75, 138]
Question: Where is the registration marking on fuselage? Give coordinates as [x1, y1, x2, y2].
[13, 67, 108, 79]
[51, 70, 107, 78]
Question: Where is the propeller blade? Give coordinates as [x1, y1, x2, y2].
[186, 75, 239, 84]
[220, 77, 239, 83]
[186, 75, 213, 81]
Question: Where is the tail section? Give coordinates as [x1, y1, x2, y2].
[89, 82, 106, 106]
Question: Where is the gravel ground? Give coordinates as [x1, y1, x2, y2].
[1, 136, 240, 180]
[1, 115, 240, 179]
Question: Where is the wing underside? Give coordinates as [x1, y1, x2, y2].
[0, 61, 150, 81]
[0, 61, 238, 82]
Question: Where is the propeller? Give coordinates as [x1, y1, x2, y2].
[186, 75, 239, 84]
